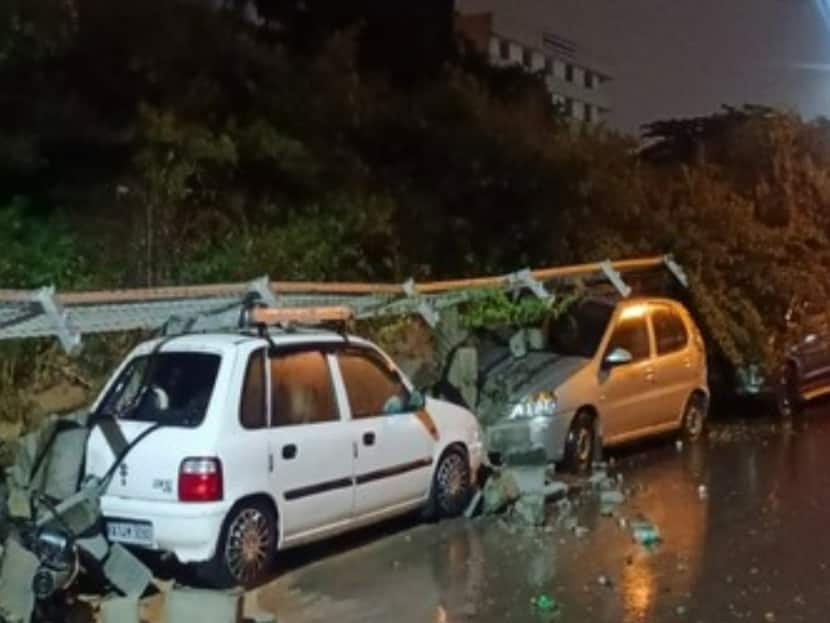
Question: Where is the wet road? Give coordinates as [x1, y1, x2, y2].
[238, 409, 830, 623]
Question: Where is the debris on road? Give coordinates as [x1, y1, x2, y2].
[698, 484, 708, 500]
[530, 593, 559, 613]
[631, 520, 662, 550]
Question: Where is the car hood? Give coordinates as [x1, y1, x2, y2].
[476, 349, 589, 424]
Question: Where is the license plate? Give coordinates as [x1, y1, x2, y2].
[106, 521, 154, 547]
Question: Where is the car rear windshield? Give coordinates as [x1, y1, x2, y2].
[98, 351, 221, 427]
[547, 300, 614, 358]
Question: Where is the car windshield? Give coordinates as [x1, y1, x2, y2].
[547, 300, 614, 358]
[98, 351, 221, 427]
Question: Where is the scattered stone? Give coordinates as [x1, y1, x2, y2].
[675, 604, 687, 617]
[482, 470, 521, 514]
[697, 485, 708, 500]
[597, 574, 613, 588]
[675, 440, 684, 452]
[512, 494, 546, 527]
[600, 489, 625, 505]
[631, 520, 662, 549]
[764, 612, 776, 622]
[573, 526, 590, 538]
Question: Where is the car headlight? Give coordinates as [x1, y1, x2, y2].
[509, 391, 558, 419]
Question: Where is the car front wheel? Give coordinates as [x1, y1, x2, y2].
[426, 449, 472, 519]
[194, 499, 277, 589]
[563, 410, 595, 473]
[681, 395, 708, 441]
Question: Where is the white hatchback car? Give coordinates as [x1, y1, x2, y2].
[84, 330, 484, 587]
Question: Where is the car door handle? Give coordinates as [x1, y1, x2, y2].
[363, 432, 376, 446]
[282, 444, 297, 460]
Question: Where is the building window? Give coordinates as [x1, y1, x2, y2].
[499, 39, 510, 60]
[523, 48, 533, 68]
[572, 100, 585, 121]
[545, 57, 554, 74]
[565, 64, 574, 83]
[585, 71, 595, 89]
[553, 59, 566, 80]
[584, 105, 593, 124]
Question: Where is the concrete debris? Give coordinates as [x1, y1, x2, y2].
[100, 595, 141, 623]
[102, 544, 153, 597]
[464, 489, 483, 518]
[482, 470, 521, 514]
[508, 466, 546, 496]
[41, 427, 91, 501]
[542, 481, 568, 501]
[77, 534, 111, 562]
[0, 537, 40, 623]
[164, 587, 244, 623]
[631, 520, 662, 549]
[511, 493, 546, 527]
[698, 485, 708, 500]
[36, 485, 101, 534]
[597, 574, 613, 588]
[245, 614, 277, 623]
[573, 525, 589, 538]
[599, 490, 625, 506]
[445, 346, 479, 410]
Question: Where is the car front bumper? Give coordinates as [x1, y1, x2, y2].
[485, 411, 575, 463]
[101, 496, 231, 563]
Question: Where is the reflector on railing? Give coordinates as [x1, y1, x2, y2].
[246, 305, 354, 326]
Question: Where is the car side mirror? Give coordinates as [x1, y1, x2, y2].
[604, 347, 633, 368]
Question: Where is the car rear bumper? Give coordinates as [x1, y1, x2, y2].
[485, 411, 575, 463]
[101, 496, 231, 563]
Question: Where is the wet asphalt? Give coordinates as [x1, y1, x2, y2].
[179, 406, 830, 622]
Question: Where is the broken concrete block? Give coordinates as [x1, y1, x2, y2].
[464, 489, 483, 518]
[600, 490, 625, 506]
[511, 493, 546, 527]
[482, 470, 521, 514]
[542, 481, 568, 500]
[509, 331, 528, 358]
[245, 614, 277, 623]
[164, 587, 243, 623]
[6, 485, 31, 520]
[36, 486, 100, 534]
[446, 346, 479, 410]
[78, 533, 111, 562]
[42, 427, 90, 501]
[103, 544, 153, 597]
[507, 466, 546, 495]
[100, 595, 140, 623]
[0, 537, 40, 623]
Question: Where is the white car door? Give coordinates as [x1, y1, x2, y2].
[265, 347, 355, 541]
[333, 346, 435, 519]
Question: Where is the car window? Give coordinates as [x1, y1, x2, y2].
[270, 350, 338, 427]
[606, 316, 650, 362]
[652, 307, 689, 355]
[98, 352, 220, 427]
[239, 349, 267, 429]
[337, 349, 410, 419]
[547, 300, 614, 358]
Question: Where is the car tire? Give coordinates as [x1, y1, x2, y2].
[777, 364, 799, 417]
[424, 448, 472, 520]
[681, 394, 708, 441]
[193, 499, 277, 589]
[563, 410, 595, 473]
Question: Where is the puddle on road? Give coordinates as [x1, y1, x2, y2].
[249, 413, 830, 623]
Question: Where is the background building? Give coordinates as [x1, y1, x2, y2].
[456, 10, 612, 124]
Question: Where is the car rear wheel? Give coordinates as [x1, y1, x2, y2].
[681, 395, 708, 441]
[194, 499, 277, 589]
[563, 410, 595, 473]
[425, 448, 472, 519]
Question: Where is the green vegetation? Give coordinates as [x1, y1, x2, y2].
[2, 0, 830, 424]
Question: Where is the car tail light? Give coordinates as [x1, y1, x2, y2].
[179, 458, 223, 502]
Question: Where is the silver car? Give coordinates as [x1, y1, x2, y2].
[483, 297, 709, 470]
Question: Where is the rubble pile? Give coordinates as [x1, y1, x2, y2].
[0, 410, 275, 623]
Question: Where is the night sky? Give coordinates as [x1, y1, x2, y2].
[459, 0, 830, 133]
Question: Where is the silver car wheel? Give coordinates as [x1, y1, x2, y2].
[436, 452, 469, 514]
[684, 402, 705, 438]
[225, 508, 271, 585]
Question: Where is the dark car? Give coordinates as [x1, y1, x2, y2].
[777, 314, 830, 416]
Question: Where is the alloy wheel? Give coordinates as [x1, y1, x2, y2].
[224, 508, 272, 585]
